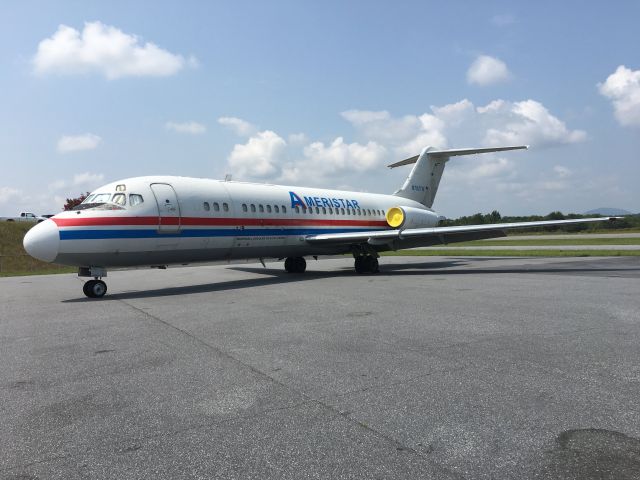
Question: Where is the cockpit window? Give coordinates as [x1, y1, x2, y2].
[92, 193, 112, 204]
[112, 193, 126, 206]
[129, 194, 144, 206]
[82, 194, 96, 203]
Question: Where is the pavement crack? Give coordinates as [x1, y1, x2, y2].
[115, 299, 449, 467]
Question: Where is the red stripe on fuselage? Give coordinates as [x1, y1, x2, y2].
[53, 216, 389, 228]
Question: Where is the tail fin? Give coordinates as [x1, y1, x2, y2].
[390, 145, 528, 208]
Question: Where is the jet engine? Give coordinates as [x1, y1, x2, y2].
[385, 206, 439, 229]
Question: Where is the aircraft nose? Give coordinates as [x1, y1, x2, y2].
[23, 219, 60, 263]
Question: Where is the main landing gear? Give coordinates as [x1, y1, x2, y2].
[79, 266, 108, 298]
[284, 257, 306, 273]
[354, 255, 379, 274]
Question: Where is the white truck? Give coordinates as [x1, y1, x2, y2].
[1, 212, 46, 223]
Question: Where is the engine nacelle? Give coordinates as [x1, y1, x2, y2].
[386, 206, 439, 229]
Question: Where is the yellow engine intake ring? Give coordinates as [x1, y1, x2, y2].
[386, 207, 405, 228]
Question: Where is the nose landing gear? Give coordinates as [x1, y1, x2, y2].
[79, 266, 108, 298]
[83, 279, 108, 298]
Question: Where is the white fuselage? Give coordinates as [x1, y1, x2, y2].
[36, 176, 437, 268]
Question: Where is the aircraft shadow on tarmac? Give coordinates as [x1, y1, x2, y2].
[61, 257, 639, 302]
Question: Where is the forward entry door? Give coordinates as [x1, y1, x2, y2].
[150, 183, 181, 233]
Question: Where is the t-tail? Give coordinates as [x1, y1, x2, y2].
[390, 145, 528, 208]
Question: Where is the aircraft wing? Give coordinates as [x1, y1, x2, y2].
[305, 217, 619, 247]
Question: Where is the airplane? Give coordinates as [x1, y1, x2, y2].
[23, 145, 617, 298]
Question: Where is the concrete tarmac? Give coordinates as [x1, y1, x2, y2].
[1, 256, 639, 479]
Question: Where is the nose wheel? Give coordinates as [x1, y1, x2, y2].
[83, 279, 107, 298]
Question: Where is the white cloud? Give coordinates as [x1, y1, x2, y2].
[553, 165, 572, 178]
[72, 172, 104, 187]
[228, 130, 287, 178]
[467, 55, 511, 86]
[431, 99, 475, 126]
[341, 110, 391, 125]
[480, 99, 587, 146]
[304, 138, 386, 173]
[33, 22, 195, 79]
[57, 133, 102, 153]
[447, 157, 516, 184]
[343, 97, 583, 156]
[598, 65, 640, 127]
[341, 109, 446, 155]
[165, 121, 206, 134]
[0, 187, 22, 206]
[491, 14, 516, 26]
[288, 133, 308, 145]
[218, 117, 256, 136]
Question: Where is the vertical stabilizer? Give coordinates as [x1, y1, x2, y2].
[390, 145, 527, 208]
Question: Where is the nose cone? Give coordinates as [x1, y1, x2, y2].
[23, 219, 59, 263]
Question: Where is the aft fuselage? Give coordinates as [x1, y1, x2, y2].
[25, 176, 437, 268]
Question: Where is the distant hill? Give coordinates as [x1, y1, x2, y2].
[584, 207, 633, 216]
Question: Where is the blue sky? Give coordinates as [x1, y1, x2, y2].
[1, 1, 639, 216]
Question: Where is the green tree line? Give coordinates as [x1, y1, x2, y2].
[439, 210, 640, 233]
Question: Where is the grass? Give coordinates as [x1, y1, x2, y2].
[382, 249, 640, 257]
[0, 222, 75, 277]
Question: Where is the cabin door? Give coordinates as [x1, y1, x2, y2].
[150, 183, 181, 233]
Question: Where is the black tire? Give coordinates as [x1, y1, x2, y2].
[293, 257, 306, 273]
[354, 257, 365, 274]
[83, 280, 96, 298]
[284, 257, 294, 273]
[84, 279, 107, 298]
[364, 256, 379, 273]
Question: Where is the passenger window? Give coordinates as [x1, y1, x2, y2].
[274, 205, 279, 213]
[250, 204, 256, 212]
[259, 204, 264, 213]
[302, 206, 307, 213]
[295, 206, 300, 213]
[341, 208, 345, 215]
[282, 206, 286, 213]
[213, 202, 220, 211]
[203, 202, 210, 211]
[267, 205, 272, 213]
[112, 193, 126, 206]
[308, 207, 313, 214]
[129, 194, 144, 206]
[328, 207, 333, 214]
[322, 207, 326, 214]
[223, 203, 229, 212]
[315, 207, 320, 214]
[242, 204, 248, 212]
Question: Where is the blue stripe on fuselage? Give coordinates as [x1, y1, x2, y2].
[59, 227, 380, 240]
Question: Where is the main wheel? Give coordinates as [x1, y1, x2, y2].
[284, 257, 294, 273]
[83, 279, 107, 298]
[364, 256, 379, 273]
[354, 256, 366, 274]
[293, 257, 306, 273]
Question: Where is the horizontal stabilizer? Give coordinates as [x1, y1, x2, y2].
[388, 145, 528, 168]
